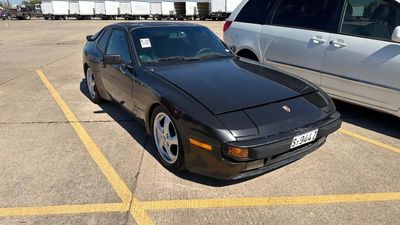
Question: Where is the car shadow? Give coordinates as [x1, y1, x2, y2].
[333, 99, 400, 139]
[80, 79, 256, 187]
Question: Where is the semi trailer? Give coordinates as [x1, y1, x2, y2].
[96, 0, 119, 19]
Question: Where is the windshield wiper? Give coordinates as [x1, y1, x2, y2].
[198, 52, 231, 59]
[157, 56, 201, 62]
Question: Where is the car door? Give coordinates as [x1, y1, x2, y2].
[259, 0, 338, 85]
[322, 0, 400, 112]
[102, 28, 135, 111]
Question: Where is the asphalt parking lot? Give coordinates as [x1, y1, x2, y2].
[0, 19, 399, 225]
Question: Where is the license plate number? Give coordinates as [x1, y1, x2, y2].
[290, 129, 318, 149]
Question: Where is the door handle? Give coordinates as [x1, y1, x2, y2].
[311, 36, 326, 44]
[329, 40, 347, 48]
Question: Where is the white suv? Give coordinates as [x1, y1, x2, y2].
[224, 0, 400, 117]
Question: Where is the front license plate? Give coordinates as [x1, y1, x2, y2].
[290, 129, 319, 149]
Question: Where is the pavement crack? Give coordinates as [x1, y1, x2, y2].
[39, 53, 78, 68]
[124, 134, 148, 225]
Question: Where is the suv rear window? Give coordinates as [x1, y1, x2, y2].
[235, 0, 273, 24]
[272, 0, 336, 31]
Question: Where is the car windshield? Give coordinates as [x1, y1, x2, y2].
[132, 26, 233, 64]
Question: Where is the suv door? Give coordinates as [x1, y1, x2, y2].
[102, 28, 135, 111]
[322, 0, 400, 112]
[260, 0, 338, 85]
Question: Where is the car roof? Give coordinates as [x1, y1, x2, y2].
[111, 22, 204, 31]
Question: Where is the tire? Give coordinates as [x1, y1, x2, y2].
[85, 67, 103, 103]
[24, 14, 31, 20]
[151, 106, 185, 172]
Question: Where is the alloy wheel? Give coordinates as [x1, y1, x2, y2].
[153, 112, 179, 164]
[86, 68, 96, 99]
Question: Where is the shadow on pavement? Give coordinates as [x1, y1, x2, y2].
[334, 100, 400, 139]
[80, 79, 254, 187]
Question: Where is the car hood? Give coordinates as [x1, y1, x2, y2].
[149, 58, 317, 115]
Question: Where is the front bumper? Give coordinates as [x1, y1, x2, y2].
[185, 112, 341, 180]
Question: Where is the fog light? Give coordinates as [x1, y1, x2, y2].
[246, 159, 264, 171]
[227, 146, 249, 158]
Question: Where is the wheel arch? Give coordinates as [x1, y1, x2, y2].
[236, 48, 260, 62]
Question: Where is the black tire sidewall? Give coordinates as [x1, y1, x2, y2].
[151, 106, 185, 172]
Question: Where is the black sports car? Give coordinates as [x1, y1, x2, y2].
[83, 22, 341, 180]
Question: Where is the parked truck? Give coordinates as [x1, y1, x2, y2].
[41, 0, 69, 20]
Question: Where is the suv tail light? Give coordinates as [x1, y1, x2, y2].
[223, 20, 233, 33]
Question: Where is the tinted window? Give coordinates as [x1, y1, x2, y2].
[235, 0, 273, 24]
[106, 29, 132, 64]
[132, 27, 233, 64]
[339, 0, 400, 41]
[272, 0, 336, 31]
[97, 28, 111, 52]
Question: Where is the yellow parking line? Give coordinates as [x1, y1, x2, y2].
[0, 203, 128, 217]
[140, 192, 400, 210]
[339, 129, 400, 154]
[36, 70, 154, 225]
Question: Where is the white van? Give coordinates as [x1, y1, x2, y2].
[224, 0, 400, 117]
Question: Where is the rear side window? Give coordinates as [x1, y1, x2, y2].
[272, 0, 337, 31]
[97, 28, 111, 52]
[339, 0, 400, 41]
[235, 0, 273, 24]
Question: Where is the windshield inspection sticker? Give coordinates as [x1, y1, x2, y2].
[140, 38, 152, 48]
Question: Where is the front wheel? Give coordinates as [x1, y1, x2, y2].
[85, 67, 103, 103]
[152, 106, 185, 172]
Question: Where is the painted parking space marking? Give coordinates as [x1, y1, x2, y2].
[35, 69, 154, 225]
[0, 203, 128, 217]
[140, 192, 400, 211]
[339, 129, 400, 154]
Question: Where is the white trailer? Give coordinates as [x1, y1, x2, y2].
[41, 0, 54, 17]
[210, 0, 241, 20]
[131, 0, 150, 19]
[78, 0, 95, 18]
[185, 1, 197, 17]
[41, 0, 69, 19]
[105, 1, 119, 16]
[96, 0, 119, 19]
[94, 0, 106, 15]
[69, 0, 80, 17]
[150, 1, 161, 18]
[119, 0, 132, 17]
[161, 1, 175, 17]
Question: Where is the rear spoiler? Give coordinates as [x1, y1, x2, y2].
[86, 35, 94, 42]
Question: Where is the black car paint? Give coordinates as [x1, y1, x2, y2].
[83, 22, 341, 180]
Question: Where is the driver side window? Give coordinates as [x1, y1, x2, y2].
[106, 29, 132, 64]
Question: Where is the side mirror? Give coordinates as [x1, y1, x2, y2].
[86, 35, 93, 41]
[391, 26, 400, 43]
[103, 54, 123, 65]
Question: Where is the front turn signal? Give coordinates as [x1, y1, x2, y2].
[189, 138, 212, 151]
[227, 146, 249, 158]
